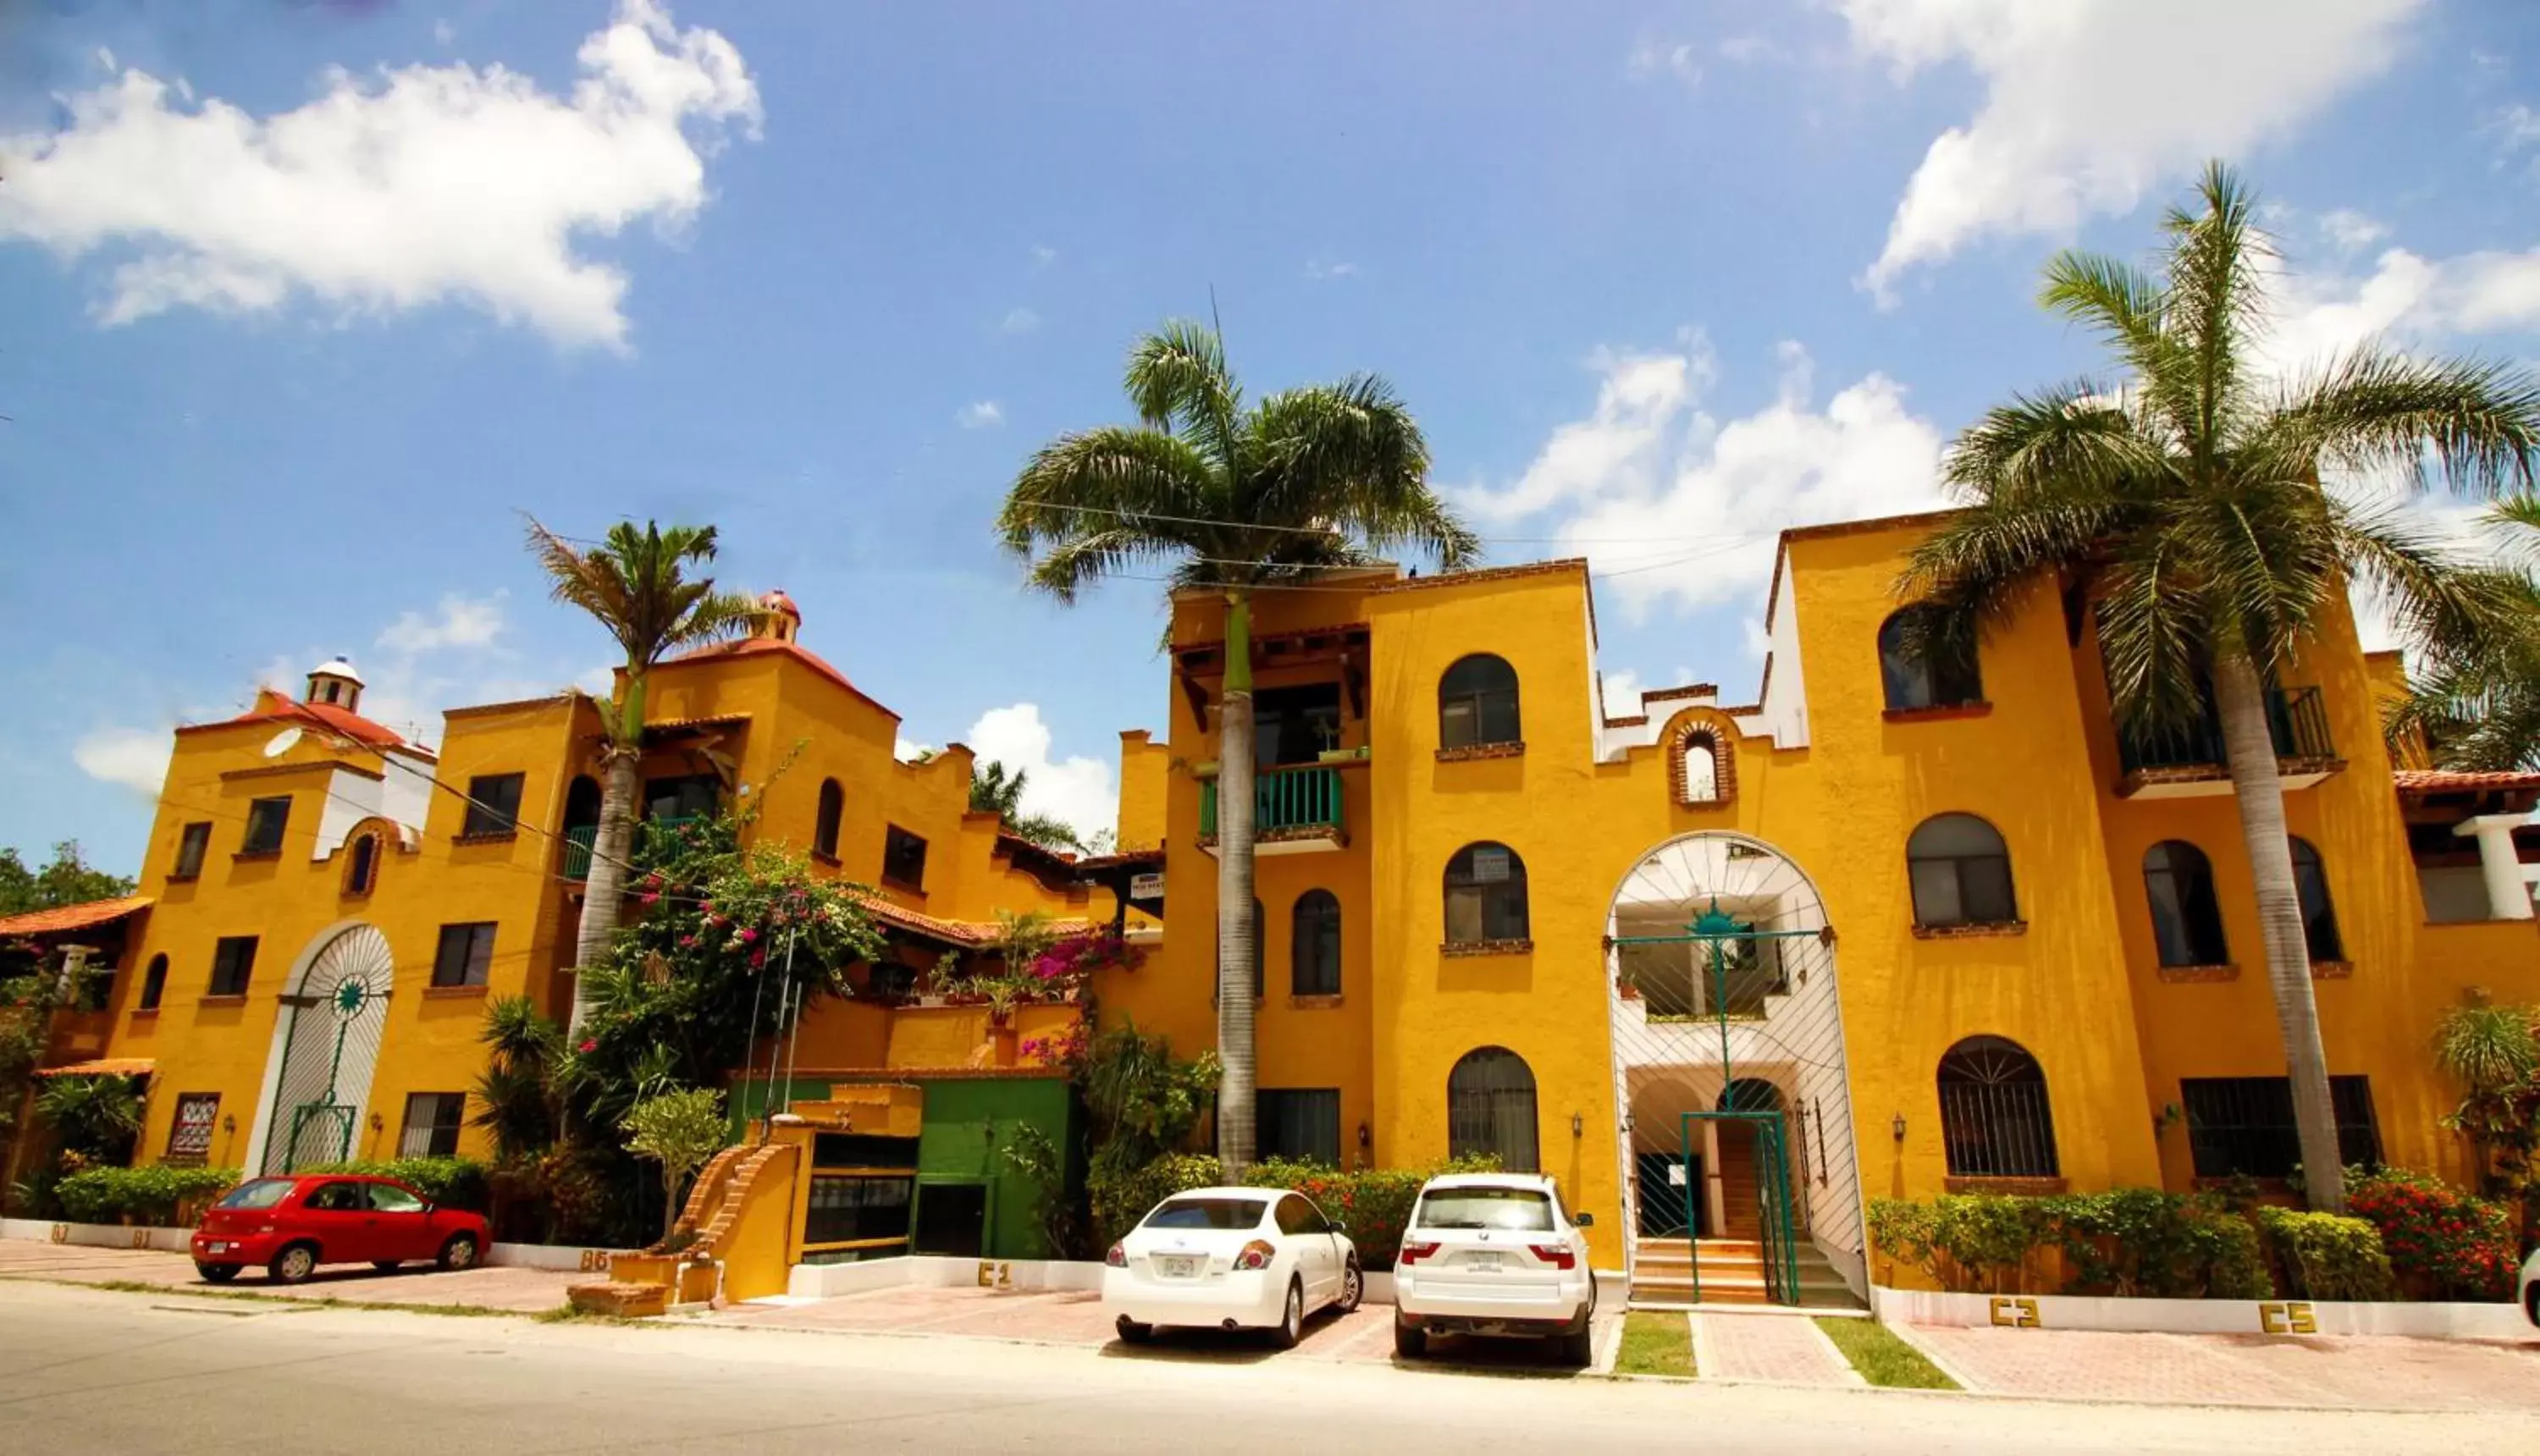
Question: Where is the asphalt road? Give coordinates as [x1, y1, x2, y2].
[2, 1282, 2532, 1454]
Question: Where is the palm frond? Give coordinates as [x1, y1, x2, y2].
[2261, 348, 2540, 498]
[1897, 488, 2131, 626]
[2092, 526, 2215, 731]
[1940, 382, 2167, 505]
[1125, 320, 1243, 471]
[997, 427, 1222, 600]
[2039, 253, 2195, 441]
[1245, 375, 1479, 570]
[2161, 159, 2272, 459]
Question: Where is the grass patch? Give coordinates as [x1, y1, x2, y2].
[78, 1279, 510, 1319]
[1814, 1317, 1957, 1390]
[1612, 1311, 1695, 1378]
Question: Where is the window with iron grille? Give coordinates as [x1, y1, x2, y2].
[398, 1092, 467, 1158]
[1907, 813, 2018, 927]
[173, 822, 211, 880]
[208, 937, 257, 997]
[432, 923, 496, 988]
[807, 1175, 914, 1247]
[1447, 1046, 1539, 1172]
[2180, 1075, 2381, 1179]
[1438, 654, 1521, 748]
[1937, 1035, 2058, 1177]
[460, 773, 526, 836]
[882, 825, 928, 889]
[1444, 842, 1530, 943]
[1258, 1089, 1342, 1166]
[240, 797, 290, 856]
[166, 1093, 219, 1166]
[1290, 890, 1341, 995]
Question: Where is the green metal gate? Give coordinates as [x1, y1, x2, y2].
[1613, 901, 1815, 1305]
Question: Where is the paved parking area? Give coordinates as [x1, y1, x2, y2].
[0, 1238, 580, 1313]
[705, 1282, 1624, 1373]
[1899, 1323, 2540, 1410]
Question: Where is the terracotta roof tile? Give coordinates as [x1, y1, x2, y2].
[0, 896, 152, 938]
[2393, 769, 2540, 793]
[851, 892, 1096, 949]
[36, 1057, 154, 1078]
[186, 698, 408, 750]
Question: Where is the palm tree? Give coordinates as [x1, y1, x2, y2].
[36, 1073, 142, 1165]
[1898, 163, 2540, 1214]
[998, 320, 1478, 1169]
[971, 760, 1088, 852]
[527, 520, 759, 1034]
[2392, 495, 2540, 770]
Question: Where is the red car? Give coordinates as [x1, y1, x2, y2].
[192, 1173, 489, 1285]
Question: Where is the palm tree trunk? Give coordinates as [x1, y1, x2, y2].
[572, 742, 643, 1037]
[2213, 654, 2348, 1214]
[1216, 591, 1259, 1173]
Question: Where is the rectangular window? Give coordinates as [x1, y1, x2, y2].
[398, 1093, 467, 1158]
[460, 773, 526, 837]
[207, 936, 257, 997]
[240, 797, 290, 856]
[882, 825, 928, 889]
[172, 822, 212, 880]
[644, 774, 721, 823]
[1257, 1089, 1343, 1166]
[805, 1174, 915, 1248]
[2180, 1075, 2382, 1179]
[1253, 683, 1344, 768]
[432, 923, 497, 988]
[166, 1093, 220, 1166]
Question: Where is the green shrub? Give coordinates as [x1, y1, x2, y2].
[2050, 1189, 2272, 1299]
[1239, 1155, 1503, 1271]
[1088, 1153, 1225, 1248]
[54, 1165, 240, 1225]
[1868, 1194, 2056, 1293]
[301, 1157, 490, 1212]
[2255, 1207, 2395, 1301]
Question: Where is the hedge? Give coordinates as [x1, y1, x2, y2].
[54, 1165, 240, 1225]
[1088, 1153, 1225, 1249]
[2254, 1206, 2395, 1301]
[1869, 1189, 2272, 1299]
[300, 1157, 491, 1212]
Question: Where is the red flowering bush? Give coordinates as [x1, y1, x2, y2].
[2344, 1168, 2517, 1301]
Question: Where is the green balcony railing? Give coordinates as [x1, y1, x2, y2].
[2118, 686, 2335, 775]
[560, 824, 598, 881]
[1200, 764, 1344, 841]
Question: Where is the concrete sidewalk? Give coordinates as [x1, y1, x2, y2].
[0, 1237, 579, 1313]
[1896, 1321, 2540, 1411]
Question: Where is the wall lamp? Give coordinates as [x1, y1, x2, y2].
[1891, 1113, 1908, 1143]
[1571, 1111, 1584, 1139]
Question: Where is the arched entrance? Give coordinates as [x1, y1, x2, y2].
[1604, 832, 1864, 1305]
[253, 924, 395, 1173]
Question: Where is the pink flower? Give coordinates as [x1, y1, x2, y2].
[577, 1039, 597, 1054]
[677, 935, 698, 949]
[639, 891, 660, 905]
[749, 949, 766, 969]
[739, 927, 759, 944]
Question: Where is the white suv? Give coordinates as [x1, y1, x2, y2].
[1392, 1172, 1597, 1365]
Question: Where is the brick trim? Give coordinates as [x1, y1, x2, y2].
[1912, 919, 2028, 940]
[1289, 993, 1345, 1010]
[1944, 1175, 2067, 1196]
[196, 995, 248, 1008]
[422, 984, 489, 1000]
[2156, 963, 2239, 983]
[1882, 702, 1993, 724]
[1659, 707, 1742, 808]
[1434, 742, 1525, 763]
[1441, 938, 1533, 957]
[1369, 559, 1588, 595]
[2309, 959, 2355, 979]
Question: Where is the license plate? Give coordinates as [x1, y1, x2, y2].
[1465, 1250, 1503, 1271]
[1157, 1255, 1200, 1278]
[205, 1242, 229, 1254]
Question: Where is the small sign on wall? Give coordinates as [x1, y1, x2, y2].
[1129, 873, 1164, 902]
[1468, 847, 1511, 883]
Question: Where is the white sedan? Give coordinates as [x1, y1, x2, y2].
[2522, 1244, 2538, 1329]
[1392, 1172, 1598, 1365]
[1103, 1187, 1362, 1348]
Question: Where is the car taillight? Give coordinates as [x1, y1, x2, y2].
[1399, 1242, 1440, 1266]
[1105, 1243, 1128, 1268]
[1529, 1244, 1576, 1270]
[1234, 1239, 1275, 1271]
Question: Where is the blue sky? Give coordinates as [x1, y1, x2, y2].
[4, 0, 2538, 871]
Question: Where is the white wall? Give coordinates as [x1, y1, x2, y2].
[1759, 549, 1811, 747]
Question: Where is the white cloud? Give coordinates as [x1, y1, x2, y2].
[74, 725, 171, 796]
[894, 736, 934, 763]
[1001, 306, 1041, 334]
[433, 19, 456, 47]
[956, 400, 1003, 430]
[1030, 243, 1057, 270]
[2256, 244, 2540, 382]
[1600, 669, 1645, 718]
[1464, 338, 1946, 619]
[2494, 103, 2540, 156]
[376, 592, 506, 654]
[1304, 257, 1359, 281]
[0, 0, 760, 350]
[963, 703, 1114, 844]
[1628, 38, 1703, 85]
[2317, 207, 2388, 254]
[1718, 35, 1781, 64]
[1839, 0, 2424, 302]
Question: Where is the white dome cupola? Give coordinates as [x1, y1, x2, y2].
[306, 656, 365, 712]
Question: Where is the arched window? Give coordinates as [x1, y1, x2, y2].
[2144, 841, 2228, 967]
[1937, 1035, 2058, 1178]
[814, 779, 844, 860]
[343, 833, 378, 896]
[2289, 837, 2343, 963]
[1878, 606, 1983, 711]
[562, 775, 604, 830]
[1438, 654, 1521, 749]
[1447, 1046, 1539, 1172]
[1906, 813, 2017, 927]
[1719, 1078, 1784, 1114]
[138, 954, 168, 1012]
[1291, 890, 1341, 996]
[1682, 731, 1721, 802]
[1444, 842, 1530, 944]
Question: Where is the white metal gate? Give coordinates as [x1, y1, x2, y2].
[261, 925, 395, 1174]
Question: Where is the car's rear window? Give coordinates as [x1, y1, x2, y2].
[217, 1178, 296, 1211]
[1414, 1187, 1555, 1232]
[1143, 1197, 1269, 1231]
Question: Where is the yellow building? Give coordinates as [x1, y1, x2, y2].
[1105, 511, 2540, 1302]
[25, 511, 2540, 1306]
[54, 597, 1099, 1197]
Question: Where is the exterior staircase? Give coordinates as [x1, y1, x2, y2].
[1629, 1237, 1861, 1309]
